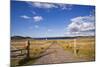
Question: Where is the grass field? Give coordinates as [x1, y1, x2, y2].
[57, 37, 95, 59]
[11, 36, 95, 66]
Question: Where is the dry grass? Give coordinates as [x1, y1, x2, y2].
[11, 37, 95, 66]
[57, 37, 95, 60]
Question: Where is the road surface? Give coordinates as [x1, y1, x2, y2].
[32, 42, 88, 65]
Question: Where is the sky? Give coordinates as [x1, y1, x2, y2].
[11, 1, 95, 38]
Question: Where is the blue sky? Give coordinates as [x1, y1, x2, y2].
[11, 1, 95, 37]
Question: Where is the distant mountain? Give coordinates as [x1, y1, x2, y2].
[11, 36, 95, 40]
[76, 36, 95, 38]
[32, 37, 76, 40]
[11, 36, 32, 40]
[34, 36, 95, 40]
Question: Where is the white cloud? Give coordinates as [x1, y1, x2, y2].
[27, 2, 73, 10]
[66, 16, 95, 36]
[58, 4, 73, 10]
[20, 15, 30, 19]
[65, 31, 95, 36]
[28, 2, 58, 9]
[21, 15, 43, 22]
[33, 16, 43, 22]
[71, 16, 95, 23]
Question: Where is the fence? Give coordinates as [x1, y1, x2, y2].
[11, 40, 31, 59]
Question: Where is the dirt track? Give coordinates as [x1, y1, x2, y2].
[33, 42, 88, 64]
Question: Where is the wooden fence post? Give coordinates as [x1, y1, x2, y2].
[26, 40, 30, 59]
[74, 38, 77, 56]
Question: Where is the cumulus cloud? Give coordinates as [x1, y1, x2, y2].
[71, 16, 95, 23]
[33, 16, 43, 22]
[65, 31, 95, 36]
[58, 4, 73, 10]
[20, 15, 30, 19]
[27, 2, 73, 10]
[20, 15, 43, 22]
[28, 2, 58, 9]
[66, 16, 95, 36]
